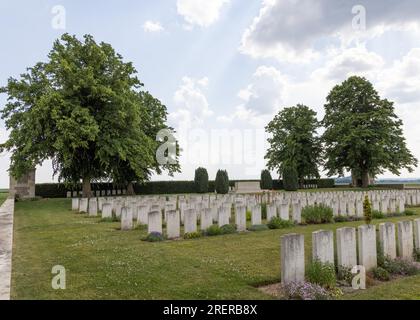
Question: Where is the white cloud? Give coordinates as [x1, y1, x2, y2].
[170, 76, 213, 129]
[177, 0, 229, 28]
[240, 0, 420, 62]
[143, 20, 164, 33]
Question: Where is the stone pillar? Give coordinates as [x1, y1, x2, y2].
[312, 230, 334, 265]
[88, 198, 98, 216]
[336, 227, 357, 269]
[251, 204, 262, 225]
[281, 234, 305, 285]
[200, 208, 213, 231]
[166, 210, 180, 239]
[148, 211, 162, 234]
[397, 220, 414, 260]
[358, 225, 377, 270]
[379, 222, 396, 260]
[71, 198, 79, 211]
[184, 209, 197, 233]
[79, 198, 88, 213]
[121, 206, 133, 231]
[9, 168, 36, 199]
[102, 203, 113, 219]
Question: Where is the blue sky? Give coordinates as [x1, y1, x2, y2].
[1, 0, 420, 187]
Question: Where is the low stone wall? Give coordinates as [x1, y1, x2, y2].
[0, 198, 15, 300]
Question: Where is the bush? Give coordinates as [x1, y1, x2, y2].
[215, 170, 229, 194]
[183, 232, 202, 239]
[100, 216, 120, 223]
[363, 195, 372, 224]
[317, 179, 335, 189]
[404, 210, 415, 216]
[194, 167, 209, 193]
[220, 224, 237, 234]
[267, 217, 294, 229]
[283, 166, 299, 191]
[306, 260, 336, 289]
[372, 210, 384, 219]
[382, 257, 419, 276]
[248, 224, 269, 232]
[282, 282, 332, 300]
[372, 267, 390, 281]
[205, 225, 222, 236]
[144, 232, 164, 242]
[414, 249, 420, 262]
[260, 169, 273, 190]
[337, 266, 353, 286]
[302, 204, 333, 224]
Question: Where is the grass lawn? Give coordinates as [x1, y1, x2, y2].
[11, 198, 420, 300]
[0, 192, 8, 206]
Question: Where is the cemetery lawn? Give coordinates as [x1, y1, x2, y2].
[0, 192, 8, 206]
[11, 199, 420, 300]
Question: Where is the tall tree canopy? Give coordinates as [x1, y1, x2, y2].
[322, 76, 417, 187]
[0, 34, 180, 196]
[265, 104, 322, 186]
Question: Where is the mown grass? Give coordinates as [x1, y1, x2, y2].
[0, 192, 8, 206]
[11, 198, 420, 300]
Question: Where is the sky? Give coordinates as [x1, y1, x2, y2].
[1, 0, 420, 187]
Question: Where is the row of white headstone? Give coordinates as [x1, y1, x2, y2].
[281, 219, 420, 285]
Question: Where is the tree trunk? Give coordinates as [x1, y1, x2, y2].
[126, 182, 135, 195]
[82, 177, 92, 198]
[361, 170, 370, 188]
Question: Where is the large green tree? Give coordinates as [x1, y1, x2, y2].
[265, 104, 322, 187]
[322, 76, 417, 187]
[0, 34, 180, 197]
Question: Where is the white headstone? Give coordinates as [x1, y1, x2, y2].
[397, 220, 414, 260]
[101, 203, 113, 219]
[312, 230, 334, 265]
[336, 227, 357, 269]
[166, 210, 180, 239]
[379, 222, 396, 260]
[235, 205, 246, 232]
[358, 225, 377, 270]
[281, 234, 305, 285]
[148, 211, 162, 234]
[121, 206, 133, 231]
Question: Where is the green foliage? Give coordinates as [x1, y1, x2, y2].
[363, 195, 372, 224]
[372, 210, 385, 219]
[260, 170, 273, 190]
[306, 260, 336, 289]
[333, 215, 362, 223]
[267, 217, 294, 229]
[265, 105, 322, 185]
[0, 34, 180, 197]
[261, 203, 267, 220]
[215, 170, 229, 194]
[372, 267, 391, 281]
[248, 224, 269, 232]
[194, 167, 209, 193]
[246, 210, 252, 221]
[205, 225, 222, 236]
[100, 216, 120, 223]
[220, 224, 237, 234]
[381, 257, 419, 276]
[144, 232, 164, 242]
[302, 204, 333, 224]
[316, 179, 335, 188]
[283, 165, 299, 191]
[337, 266, 353, 286]
[404, 210, 415, 216]
[322, 76, 418, 188]
[183, 232, 202, 240]
[414, 249, 420, 262]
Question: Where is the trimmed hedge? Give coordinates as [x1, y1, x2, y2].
[35, 178, 336, 198]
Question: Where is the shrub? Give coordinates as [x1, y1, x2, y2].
[283, 166, 299, 191]
[220, 224, 237, 234]
[260, 169, 273, 190]
[100, 216, 120, 223]
[372, 267, 390, 281]
[306, 260, 336, 289]
[215, 170, 229, 194]
[372, 210, 384, 219]
[194, 167, 209, 193]
[282, 282, 332, 300]
[404, 210, 415, 216]
[382, 257, 419, 276]
[205, 225, 222, 236]
[248, 224, 269, 231]
[302, 204, 333, 224]
[363, 195, 372, 224]
[144, 232, 164, 242]
[414, 249, 420, 262]
[334, 215, 349, 223]
[337, 266, 353, 286]
[267, 217, 294, 229]
[183, 232, 202, 239]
